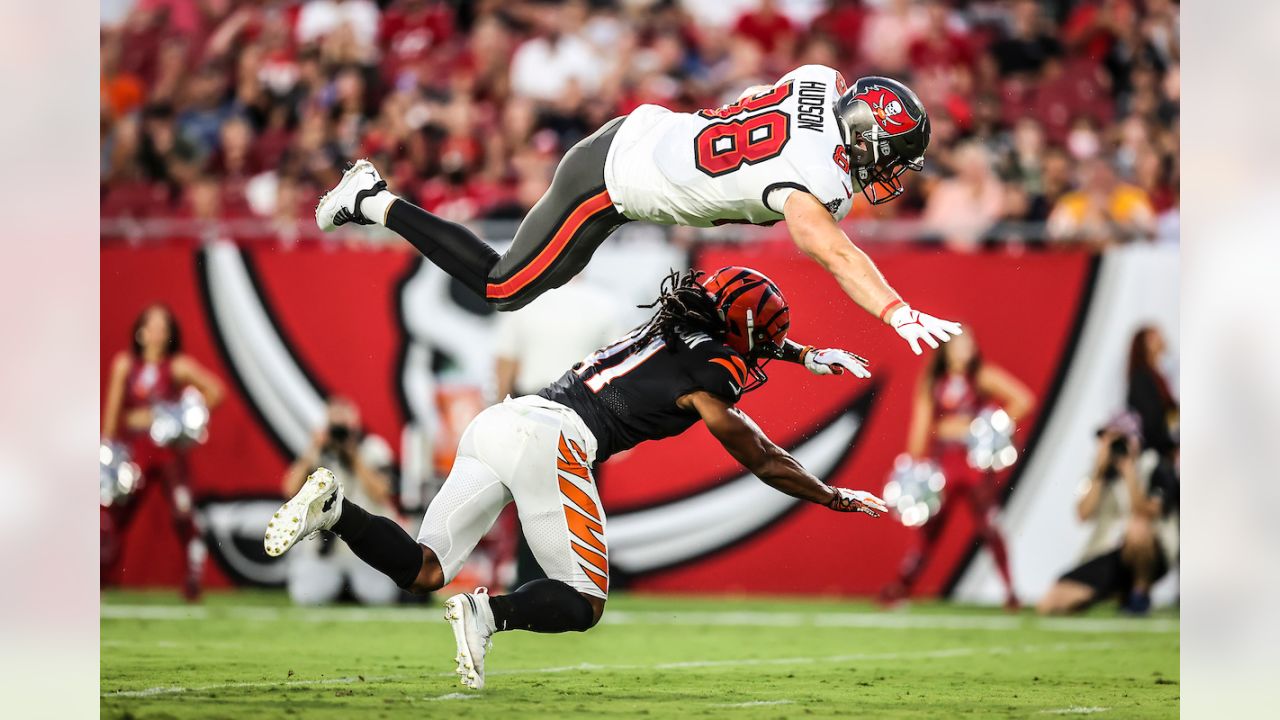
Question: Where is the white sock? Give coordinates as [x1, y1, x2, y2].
[361, 190, 398, 227]
[474, 591, 497, 634]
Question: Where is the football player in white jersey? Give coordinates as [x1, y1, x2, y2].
[316, 66, 960, 356]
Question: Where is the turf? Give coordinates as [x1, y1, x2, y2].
[101, 590, 1178, 719]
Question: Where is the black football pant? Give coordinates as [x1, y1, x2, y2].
[386, 117, 630, 311]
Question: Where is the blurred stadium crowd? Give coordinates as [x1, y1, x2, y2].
[100, 0, 1179, 249]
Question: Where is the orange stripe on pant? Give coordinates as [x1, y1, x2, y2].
[558, 458, 591, 481]
[563, 505, 607, 555]
[564, 503, 609, 594]
[571, 542, 608, 575]
[579, 563, 609, 594]
[559, 476, 601, 521]
[486, 189, 614, 300]
[557, 435, 593, 481]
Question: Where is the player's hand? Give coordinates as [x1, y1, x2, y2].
[826, 487, 888, 517]
[803, 347, 871, 378]
[889, 305, 963, 356]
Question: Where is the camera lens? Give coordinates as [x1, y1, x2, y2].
[328, 424, 350, 443]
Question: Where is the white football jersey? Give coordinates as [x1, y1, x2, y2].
[603, 65, 855, 228]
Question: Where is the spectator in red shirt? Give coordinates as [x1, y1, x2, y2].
[380, 0, 456, 86]
[1063, 0, 1137, 63]
[206, 115, 260, 217]
[907, 1, 973, 73]
[732, 0, 797, 58]
[117, 5, 169, 82]
[208, 115, 259, 177]
[859, 0, 918, 75]
[810, 0, 867, 67]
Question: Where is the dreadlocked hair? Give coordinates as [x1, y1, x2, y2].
[633, 269, 722, 350]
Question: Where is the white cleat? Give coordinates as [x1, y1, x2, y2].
[443, 588, 496, 690]
[315, 159, 386, 231]
[263, 468, 343, 557]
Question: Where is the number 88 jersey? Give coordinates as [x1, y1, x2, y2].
[603, 64, 855, 228]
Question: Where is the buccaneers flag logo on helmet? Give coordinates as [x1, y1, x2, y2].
[852, 85, 921, 136]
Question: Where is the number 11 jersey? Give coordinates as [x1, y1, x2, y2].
[536, 326, 751, 463]
[603, 64, 855, 228]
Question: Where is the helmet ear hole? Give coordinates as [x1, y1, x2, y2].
[848, 140, 875, 168]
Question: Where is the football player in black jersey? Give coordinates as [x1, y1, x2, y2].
[263, 266, 887, 690]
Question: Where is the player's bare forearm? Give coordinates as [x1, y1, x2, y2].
[783, 192, 902, 322]
[785, 193, 963, 356]
[682, 390, 834, 506]
[752, 445, 837, 505]
[821, 240, 902, 318]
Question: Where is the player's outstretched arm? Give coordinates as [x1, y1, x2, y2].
[782, 191, 963, 355]
[679, 390, 886, 517]
[769, 338, 871, 378]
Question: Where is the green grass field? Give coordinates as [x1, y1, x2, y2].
[101, 590, 1178, 719]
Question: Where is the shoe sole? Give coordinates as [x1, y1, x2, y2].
[263, 471, 336, 557]
[315, 159, 374, 231]
[443, 595, 484, 690]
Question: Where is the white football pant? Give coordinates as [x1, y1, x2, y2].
[418, 396, 609, 599]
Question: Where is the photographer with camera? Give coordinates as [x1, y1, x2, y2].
[281, 396, 402, 605]
[1037, 412, 1179, 616]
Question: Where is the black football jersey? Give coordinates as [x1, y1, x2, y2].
[537, 325, 754, 462]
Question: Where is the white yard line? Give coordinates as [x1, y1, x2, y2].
[712, 700, 795, 708]
[100, 604, 1178, 634]
[1040, 707, 1110, 715]
[103, 641, 1109, 699]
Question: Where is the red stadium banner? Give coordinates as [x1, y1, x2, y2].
[101, 241, 1094, 596]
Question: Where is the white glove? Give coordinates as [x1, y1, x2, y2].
[889, 305, 963, 356]
[802, 347, 871, 378]
[826, 487, 888, 517]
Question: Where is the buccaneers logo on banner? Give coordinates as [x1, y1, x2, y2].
[101, 240, 1094, 596]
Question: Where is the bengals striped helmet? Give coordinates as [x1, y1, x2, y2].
[699, 266, 790, 361]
